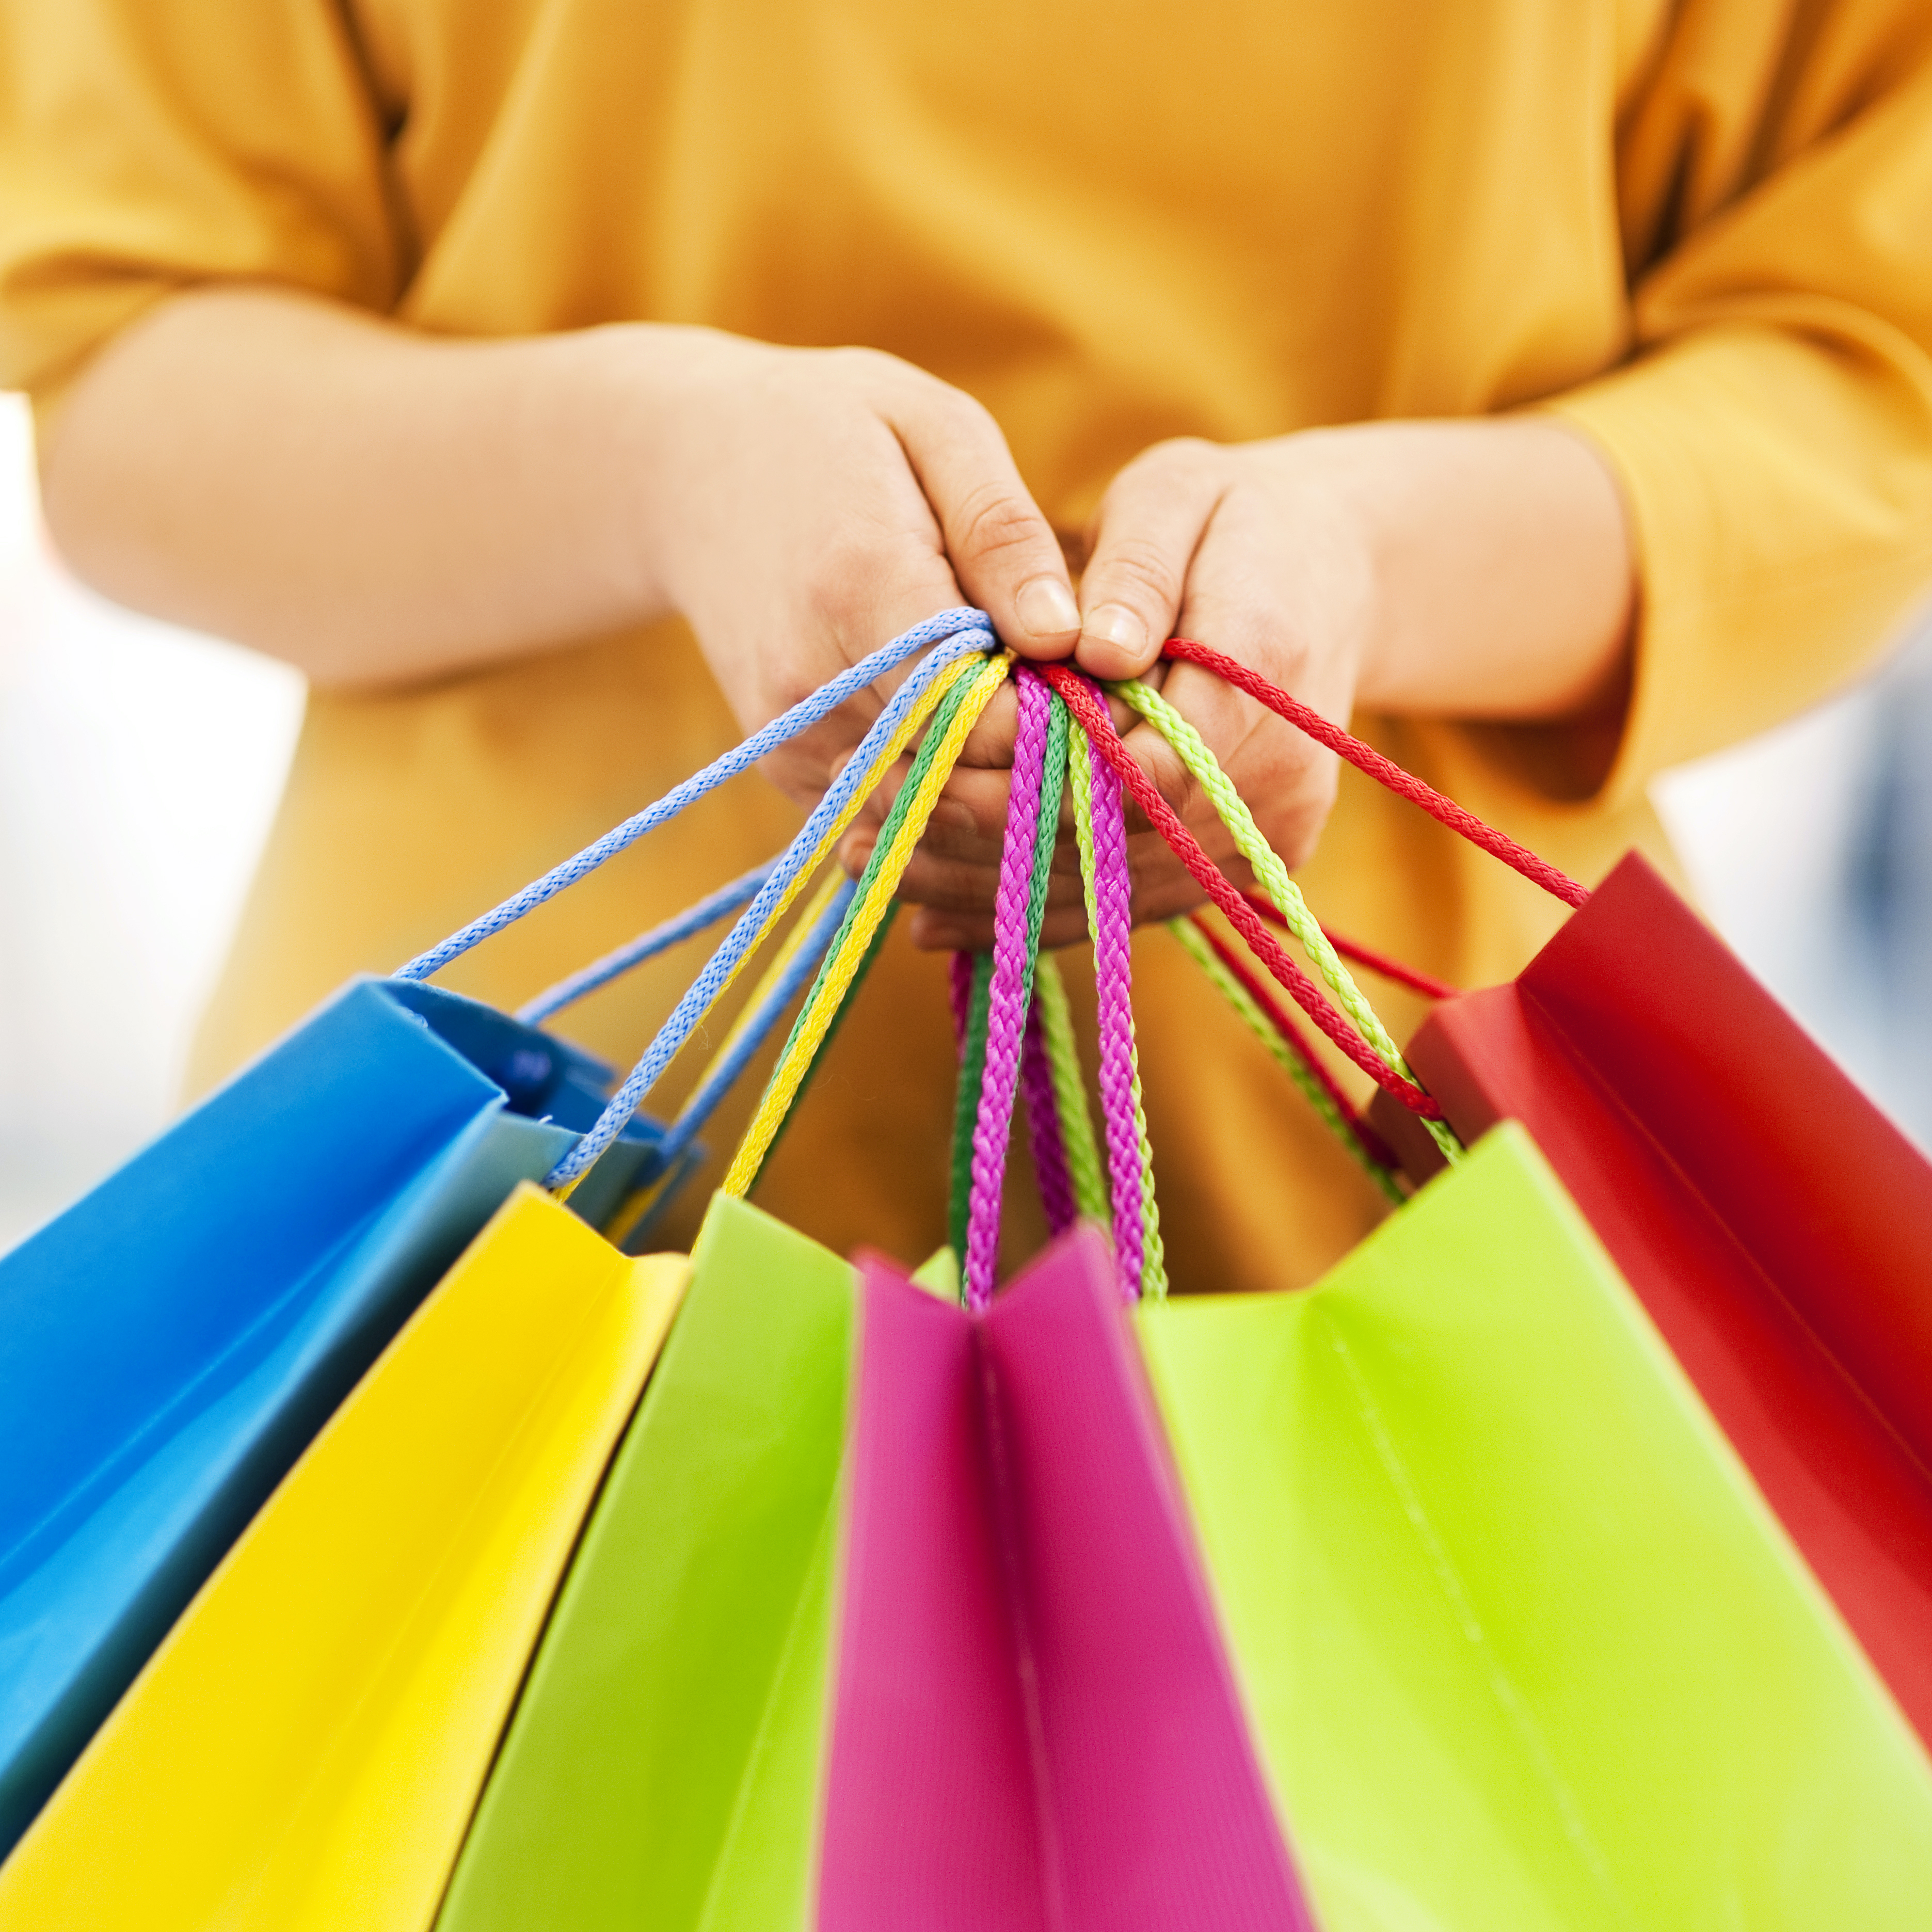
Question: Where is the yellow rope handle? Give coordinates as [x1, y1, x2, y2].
[598, 866, 852, 1250]
[723, 651, 1013, 1195]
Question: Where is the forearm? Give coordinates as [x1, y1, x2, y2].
[39, 286, 693, 685]
[1285, 416, 1636, 725]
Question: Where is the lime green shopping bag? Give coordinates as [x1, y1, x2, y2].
[434, 1191, 852, 1931]
[1138, 1123, 1932, 1932]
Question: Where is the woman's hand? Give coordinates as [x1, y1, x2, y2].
[632, 332, 1080, 813]
[890, 417, 1635, 950]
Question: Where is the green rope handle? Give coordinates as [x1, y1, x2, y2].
[1021, 692, 1070, 1018]
[1114, 677, 1461, 1167]
[1069, 714, 1168, 1298]
[745, 901, 899, 1195]
[949, 951, 994, 1266]
[1167, 915, 1404, 1204]
[1035, 952, 1109, 1223]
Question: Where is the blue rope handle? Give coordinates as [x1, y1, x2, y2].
[395, 606, 994, 984]
[515, 860, 776, 1024]
[549, 625, 995, 1188]
[654, 874, 856, 1169]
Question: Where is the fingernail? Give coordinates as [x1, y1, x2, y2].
[1084, 603, 1147, 659]
[1015, 574, 1080, 640]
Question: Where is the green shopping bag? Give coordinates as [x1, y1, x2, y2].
[434, 1191, 852, 1930]
[1138, 1123, 1932, 1932]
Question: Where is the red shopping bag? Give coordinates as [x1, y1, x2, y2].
[1366, 848, 1932, 1749]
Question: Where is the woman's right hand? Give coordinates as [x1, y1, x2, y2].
[625, 328, 1080, 815]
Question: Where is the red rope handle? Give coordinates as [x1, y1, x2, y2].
[1041, 663, 1444, 1120]
[1241, 892, 1460, 1002]
[1190, 915, 1401, 1170]
[1162, 638, 1590, 910]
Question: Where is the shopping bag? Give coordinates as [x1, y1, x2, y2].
[0, 1184, 685, 1930]
[820, 1227, 1311, 1932]
[1366, 849, 1932, 1748]
[1140, 636, 1932, 1757]
[0, 973, 665, 1851]
[1139, 1121, 1932, 1932]
[434, 1190, 855, 1931]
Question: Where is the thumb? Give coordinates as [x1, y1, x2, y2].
[883, 379, 1081, 660]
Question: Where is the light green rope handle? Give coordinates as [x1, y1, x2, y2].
[1034, 953, 1109, 1224]
[1114, 676, 1460, 1167]
[1167, 916, 1405, 1204]
[1069, 715, 1169, 1298]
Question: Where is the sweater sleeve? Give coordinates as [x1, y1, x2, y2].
[0, 0, 402, 414]
[1543, 0, 1932, 800]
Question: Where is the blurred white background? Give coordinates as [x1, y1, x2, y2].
[2, 389, 1927, 1253]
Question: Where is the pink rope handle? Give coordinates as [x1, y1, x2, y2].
[1163, 637, 1590, 911]
[964, 671, 1053, 1309]
[1084, 717, 1149, 1302]
[1239, 892, 1461, 1003]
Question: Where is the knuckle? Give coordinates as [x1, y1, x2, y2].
[950, 480, 1049, 565]
[1091, 535, 1184, 612]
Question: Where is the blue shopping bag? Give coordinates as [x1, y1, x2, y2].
[0, 975, 675, 1852]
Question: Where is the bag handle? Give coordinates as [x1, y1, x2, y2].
[1162, 636, 1590, 909]
[1168, 913, 1404, 1199]
[398, 606, 994, 985]
[722, 650, 1015, 1197]
[959, 668, 1159, 1308]
[1068, 699, 1167, 1299]
[515, 860, 776, 1025]
[1039, 663, 1445, 1125]
[555, 634, 992, 1190]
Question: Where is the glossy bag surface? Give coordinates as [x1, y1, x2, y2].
[1370, 851, 1932, 1749]
[0, 976, 669, 1849]
[1141, 1124, 1932, 1932]
[436, 1192, 853, 1932]
[0, 1184, 685, 1928]
[819, 1227, 1311, 1932]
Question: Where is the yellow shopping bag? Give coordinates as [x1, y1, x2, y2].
[0, 1184, 685, 1931]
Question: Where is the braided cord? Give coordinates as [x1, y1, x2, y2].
[1043, 663, 1444, 1123]
[1162, 636, 1590, 909]
[1112, 674, 1460, 1164]
[516, 860, 777, 1024]
[1019, 998, 1076, 1237]
[400, 606, 993, 982]
[726, 652, 1012, 1195]
[1069, 712, 1162, 1300]
[1240, 891, 1459, 1003]
[741, 901, 901, 1199]
[949, 953, 994, 1267]
[1015, 688, 1075, 1238]
[551, 637, 985, 1190]
[964, 667, 1053, 1308]
[1034, 952, 1108, 1224]
[657, 870, 852, 1162]
[597, 872, 854, 1250]
[1169, 915, 1404, 1203]
[1113, 677, 1404, 1069]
